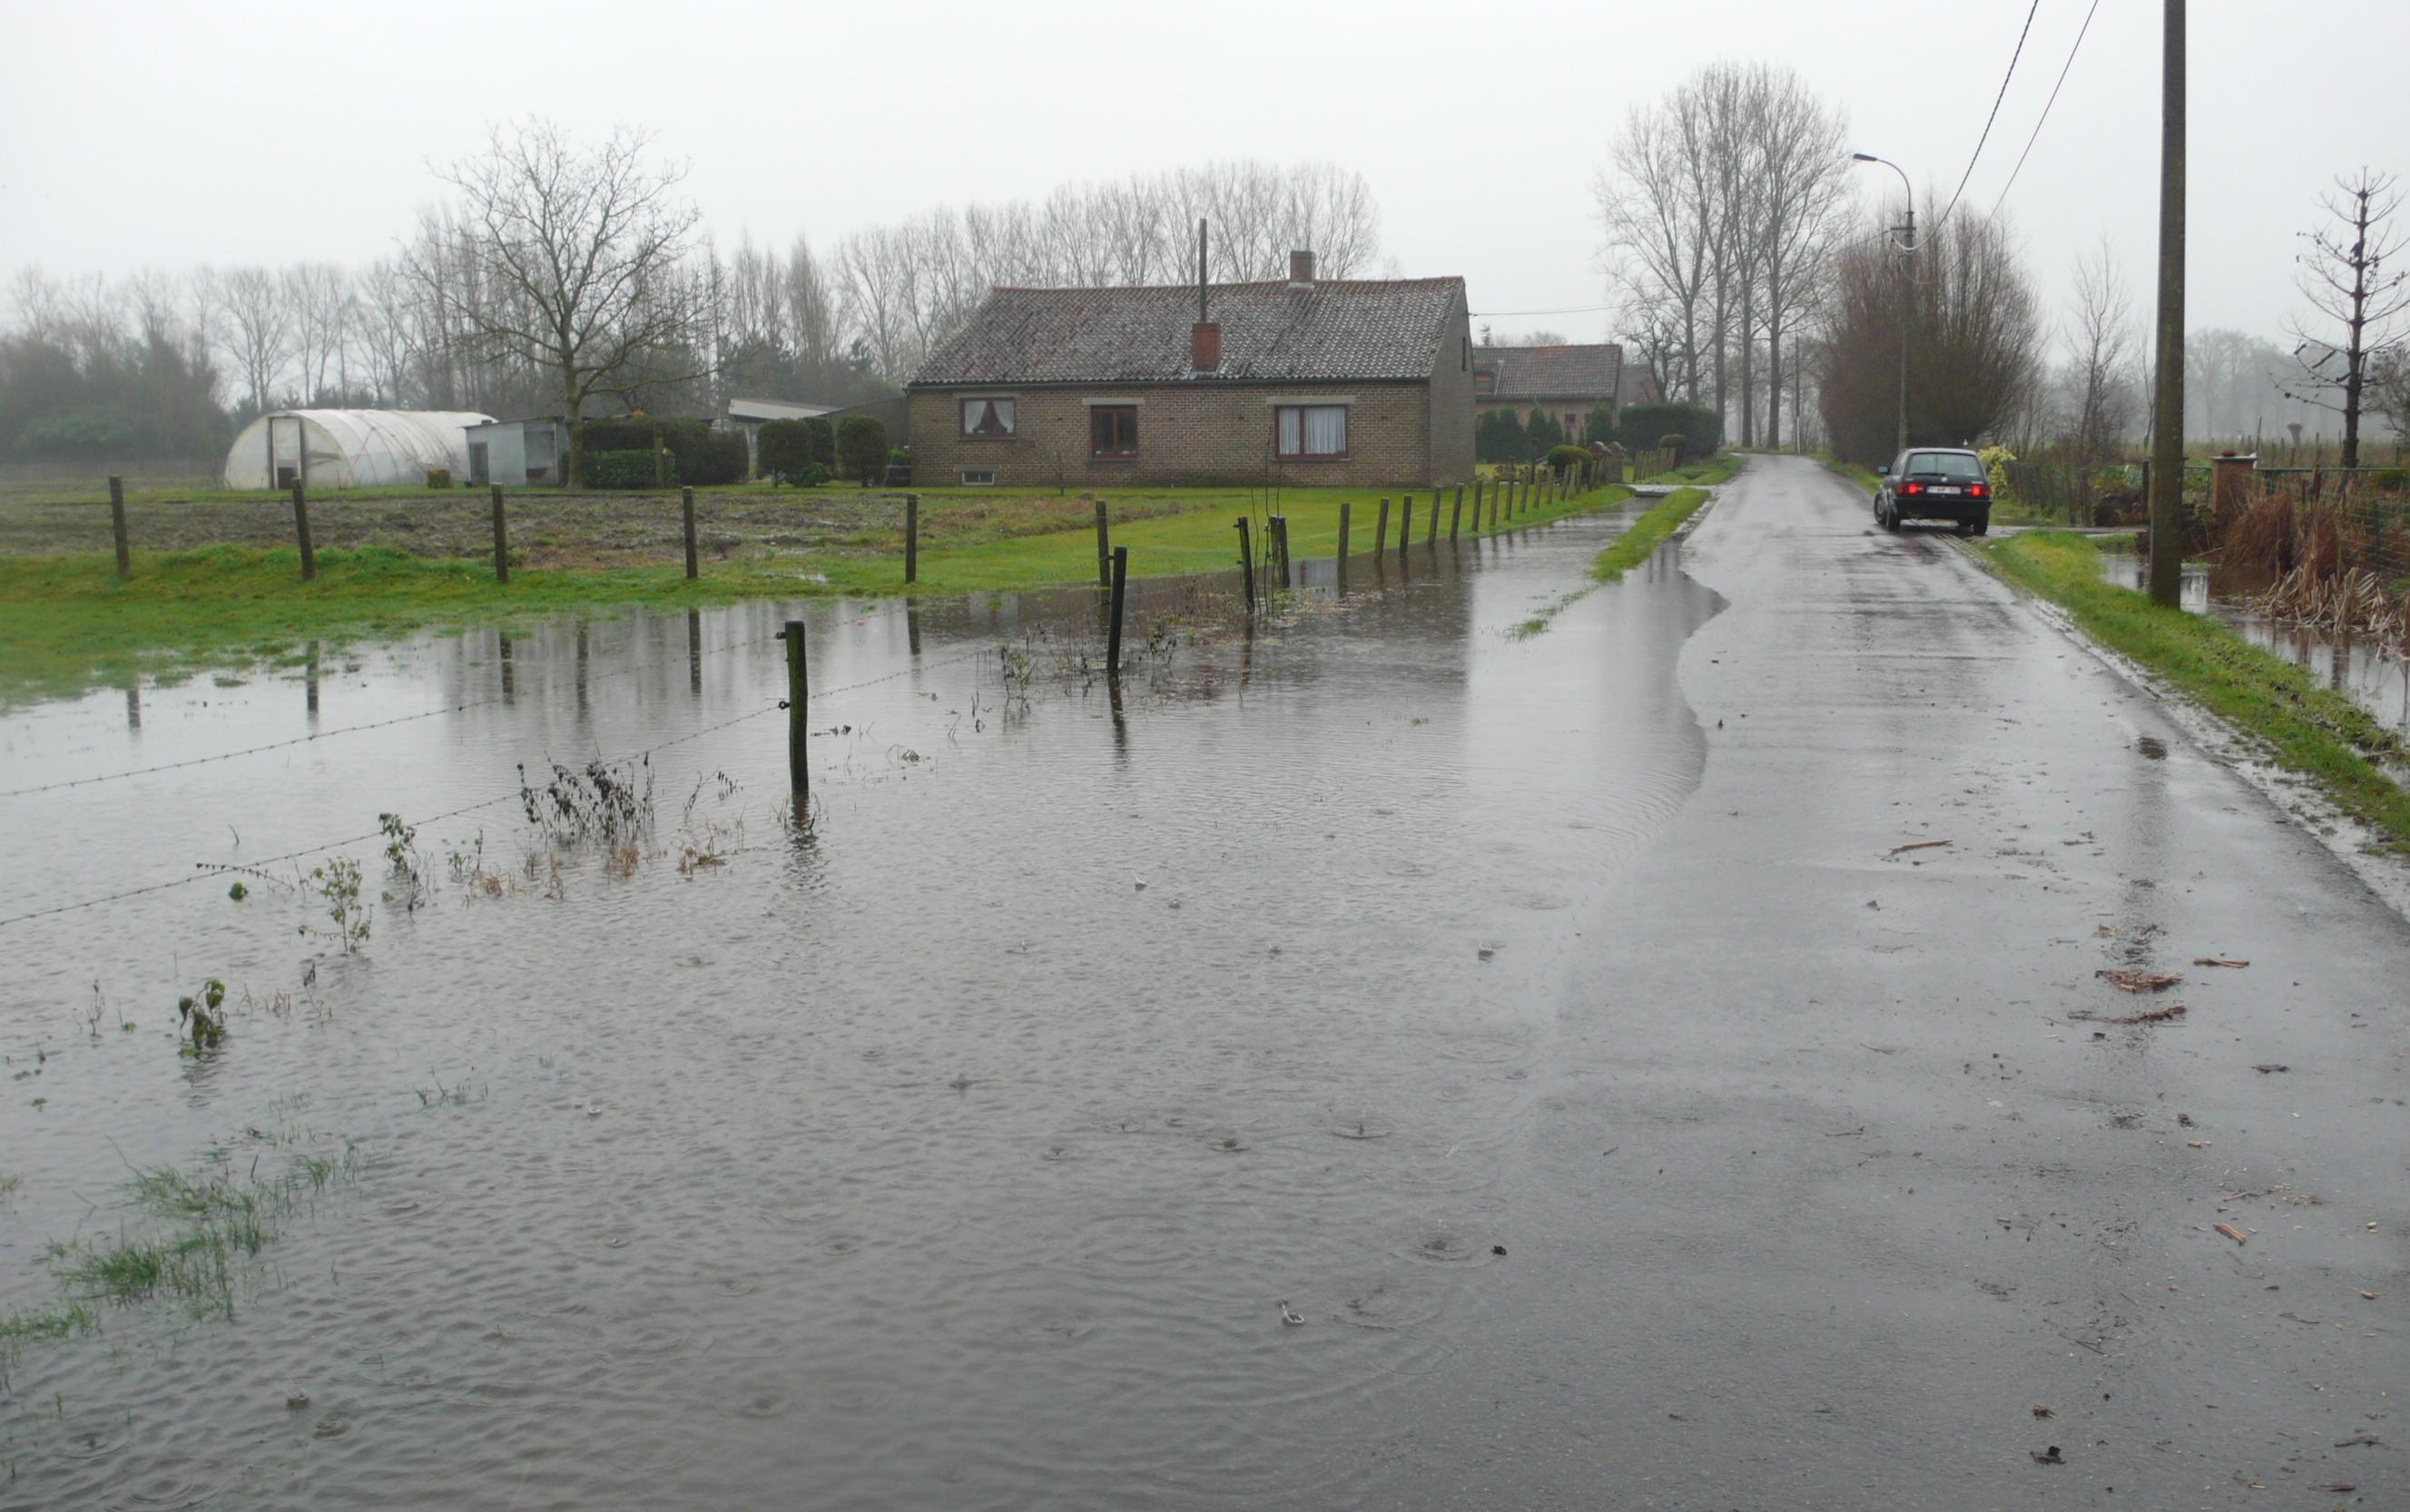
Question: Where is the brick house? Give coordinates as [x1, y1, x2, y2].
[1471, 343, 1625, 442]
[905, 252, 1473, 489]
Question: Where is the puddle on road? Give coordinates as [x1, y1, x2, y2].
[0, 505, 1722, 1509]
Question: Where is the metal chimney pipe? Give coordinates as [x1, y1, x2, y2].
[1197, 219, 1208, 322]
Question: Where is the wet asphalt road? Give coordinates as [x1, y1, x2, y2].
[1372, 454, 2408, 1510]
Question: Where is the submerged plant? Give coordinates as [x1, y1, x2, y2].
[176, 978, 227, 1053]
[379, 812, 428, 911]
[305, 857, 369, 952]
[519, 756, 655, 847]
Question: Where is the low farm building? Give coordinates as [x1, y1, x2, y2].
[904, 252, 1473, 489]
[1471, 343, 1624, 442]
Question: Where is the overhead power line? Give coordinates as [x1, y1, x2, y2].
[1991, 0, 2104, 216]
[1935, 0, 2043, 231]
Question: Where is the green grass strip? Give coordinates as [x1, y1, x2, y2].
[1591, 486, 1713, 584]
[1982, 531, 2410, 850]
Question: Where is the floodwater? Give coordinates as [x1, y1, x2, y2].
[2095, 547, 2410, 732]
[0, 502, 1721, 1509]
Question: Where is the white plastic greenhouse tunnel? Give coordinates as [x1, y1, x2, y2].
[220, 409, 495, 490]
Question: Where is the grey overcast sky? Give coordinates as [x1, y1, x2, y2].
[2, 0, 2402, 343]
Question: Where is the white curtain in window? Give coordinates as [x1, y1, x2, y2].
[1303, 406, 1346, 455]
[1277, 407, 1302, 456]
[966, 398, 1015, 436]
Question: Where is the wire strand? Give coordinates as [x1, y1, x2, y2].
[1935, 0, 2043, 231]
[1989, 0, 2103, 217]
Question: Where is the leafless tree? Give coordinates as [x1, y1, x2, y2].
[2281, 168, 2407, 467]
[2061, 236, 2137, 462]
[417, 119, 708, 478]
[204, 265, 295, 417]
[286, 262, 354, 403]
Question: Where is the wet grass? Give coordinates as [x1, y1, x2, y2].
[1982, 532, 2410, 850]
[0, 480, 1638, 706]
[1590, 486, 1715, 585]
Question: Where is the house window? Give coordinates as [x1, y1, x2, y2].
[1275, 404, 1348, 459]
[1090, 405, 1138, 458]
[961, 398, 1015, 437]
[959, 467, 998, 486]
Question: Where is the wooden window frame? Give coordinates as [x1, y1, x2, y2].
[1274, 404, 1349, 461]
[1089, 405, 1138, 459]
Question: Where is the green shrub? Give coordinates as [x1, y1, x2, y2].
[836, 417, 890, 486]
[1586, 406, 1617, 446]
[679, 432, 749, 486]
[1476, 407, 1528, 463]
[758, 418, 823, 484]
[1524, 408, 1566, 452]
[1657, 432, 1689, 463]
[425, 466, 451, 489]
[2370, 467, 2407, 494]
[1547, 444, 1593, 472]
[584, 449, 670, 490]
[1619, 401, 1722, 462]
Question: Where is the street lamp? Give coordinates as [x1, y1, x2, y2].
[1852, 152, 1915, 455]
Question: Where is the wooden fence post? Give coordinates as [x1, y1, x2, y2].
[1274, 515, 1292, 588]
[490, 485, 509, 584]
[1107, 545, 1128, 673]
[1336, 499, 1352, 563]
[1235, 517, 1255, 614]
[1399, 495, 1413, 554]
[1094, 500, 1112, 588]
[782, 620, 808, 801]
[1426, 487, 1440, 545]
[682, 486, 699, 580]
[1375, 496, 1391, 555]
[1449, 484, 1463, 540]
[108, 476, 130, 578]
[904, 493, 919, 584]
[290, 482, 316, 581]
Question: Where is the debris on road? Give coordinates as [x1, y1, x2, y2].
[2313, 1484, 2357, 1495]
[2213, 1222, 2248, 1245]
[2252, 1064, 2289, 1074]
[2073, 1002, 2188, 1025]
[1888, 839, 1952, 856]
[2031, 1405, 2055, 1419]
[2334, 1434, 2382, 1448]
[2096, 967, 2183, 993]
[2360, 1291, 2378, 1300]
[2030, 1445, 2064, 1465]
[2193, 957, 2250, 967]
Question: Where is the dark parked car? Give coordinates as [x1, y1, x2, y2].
[1874, 447, 1992, 535]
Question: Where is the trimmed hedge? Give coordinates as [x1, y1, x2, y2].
[836, 416, 889, 486]
[1618, 401, 1722, 462]
[758, 417, 836, 483]
[1547, 444, 1593, 471]
[574, 417, 745, 486]
[585, 449, 672, 490]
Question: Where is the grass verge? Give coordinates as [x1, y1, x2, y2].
[1982, 531, 2410, 850]
[1593, 486, 1714, 584]
[1, 478, 1630, 705]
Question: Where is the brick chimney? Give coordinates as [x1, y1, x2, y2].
[1289, 249, 1316, 287]
[1192, 319, 1221, 372]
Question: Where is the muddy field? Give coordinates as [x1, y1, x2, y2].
[0, 487, 1197, 567]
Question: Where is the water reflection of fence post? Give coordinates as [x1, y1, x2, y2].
[1107, 546, 1129, 674]
[782, 619, 808, 801]
[108, 476, 130, 578]
[682, 487, 699, 579]
[290, 483, 316, 581]
[1235, 517, 1255, 614]
[905, 494, 919, 584]
[1375, 497, 1391, 555]
[1094, 501, 1112, 588]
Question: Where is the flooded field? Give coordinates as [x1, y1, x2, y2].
[2094, 546, 2410, 732]
[0, 504, 1720, 1509]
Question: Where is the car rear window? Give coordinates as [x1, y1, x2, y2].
[1905, 452, 1985, 481]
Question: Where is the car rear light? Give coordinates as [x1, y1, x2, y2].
[1971, 484, 1989, 498]
[1903, 482, 1923, 496]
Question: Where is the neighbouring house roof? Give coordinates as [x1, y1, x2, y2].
[1471, 344, 1625, 404]
[908, 278, 1465, 387]
[725, 397, 840, 423]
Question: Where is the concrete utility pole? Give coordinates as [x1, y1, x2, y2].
[2147, 0, 2187, 607]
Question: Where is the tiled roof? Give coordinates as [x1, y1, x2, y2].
[1471, 344, 1625, 403]
[909, 278, 1464, 387]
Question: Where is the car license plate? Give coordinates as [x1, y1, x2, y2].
[1931, 485, 1962, 495]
